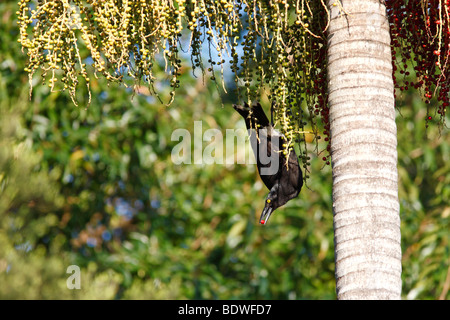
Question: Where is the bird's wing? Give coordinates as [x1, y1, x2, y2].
[277, 150, 303, 206]
[249, 128, 279, 188]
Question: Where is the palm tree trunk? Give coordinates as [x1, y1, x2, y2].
[327, 0, 402, 299]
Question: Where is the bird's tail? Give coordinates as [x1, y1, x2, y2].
[233, 102, 270, 128]
[250, 102, 270, 127]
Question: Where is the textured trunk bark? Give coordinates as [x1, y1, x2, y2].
[326, 0, 402, 299]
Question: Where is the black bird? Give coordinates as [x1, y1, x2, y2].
[233, 102, 303, 225]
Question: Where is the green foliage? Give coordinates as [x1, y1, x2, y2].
[0, 1, 449, 300]
[396, 91, 450, 300]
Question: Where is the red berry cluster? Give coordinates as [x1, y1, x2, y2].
[386, 0, 449, 125]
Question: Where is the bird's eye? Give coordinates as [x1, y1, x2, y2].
[266, 199, 271, 203]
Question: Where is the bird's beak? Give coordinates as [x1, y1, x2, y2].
[259, 206, 273, 225]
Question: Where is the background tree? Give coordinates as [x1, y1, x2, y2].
[2, 0, 448, 299]
[327, 0, 401, 299]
